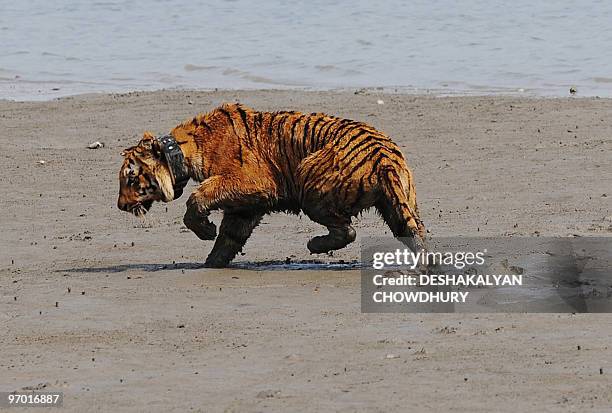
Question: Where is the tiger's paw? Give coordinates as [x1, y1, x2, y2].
[307, 226, 356, 254]
[183, 209, 217, 240]
[204, 255, 230, 268]
[190, 220, 218, 241]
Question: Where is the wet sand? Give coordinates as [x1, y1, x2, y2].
[1, 90, 611, 411]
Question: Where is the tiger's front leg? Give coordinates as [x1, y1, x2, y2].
[183, 176, 229, 241]
[183, 174, 275, 244]
[205, 212, 263, 267]
[183, 203, 217, 240]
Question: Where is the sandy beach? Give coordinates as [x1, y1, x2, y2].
[1, 90, 611, 412]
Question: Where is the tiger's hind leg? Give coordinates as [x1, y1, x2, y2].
[205, 212, 263, 268]
[301, 186, 357, 254]
[297, 150, 362, 254]
[307, 224, 356, 254]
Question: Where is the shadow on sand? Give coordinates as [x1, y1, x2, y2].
[58, 260, 364, 273]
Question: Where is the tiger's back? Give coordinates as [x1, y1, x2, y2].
[225, 105, 425, 241]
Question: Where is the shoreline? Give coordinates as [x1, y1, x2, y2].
[0, 84, 594, 103]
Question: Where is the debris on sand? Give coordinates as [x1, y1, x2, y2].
[433, 326, 457, 334]
[377, 99, 384, 105]
[37, 160, 46, 165]
[256, 390, 281, 399]
[87, 141, 104, 149]
[385, 353, 400, 359]
[22, 382, 50, 391]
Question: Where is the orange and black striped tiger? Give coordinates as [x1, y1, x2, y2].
[117, 103, 425, 267]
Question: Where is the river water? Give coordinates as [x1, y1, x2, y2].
[2, 0, 612, 100]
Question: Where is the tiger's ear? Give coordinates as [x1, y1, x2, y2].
[138, 132, 162, 158]
[138, 131, 155, 148]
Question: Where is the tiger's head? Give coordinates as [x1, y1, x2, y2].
[117, 132, 176, 216]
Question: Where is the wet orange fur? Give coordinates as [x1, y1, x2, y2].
[118, 103, 425, 267]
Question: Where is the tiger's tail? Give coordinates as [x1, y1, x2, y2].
[376, 163, 426, 253]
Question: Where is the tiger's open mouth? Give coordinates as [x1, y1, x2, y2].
[128, 200, 154, 217]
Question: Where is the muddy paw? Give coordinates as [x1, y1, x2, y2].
[183, 211, 217, 240]
[204, 254, 230, 268]
[307, 236, 332, 254]
[307, 227, 356, 254]
[191, 220, 217, 240]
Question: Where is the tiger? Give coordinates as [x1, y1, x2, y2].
[117, 103, 426, 267]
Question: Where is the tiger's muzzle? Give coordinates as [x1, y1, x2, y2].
[117, 198, 153, 216]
